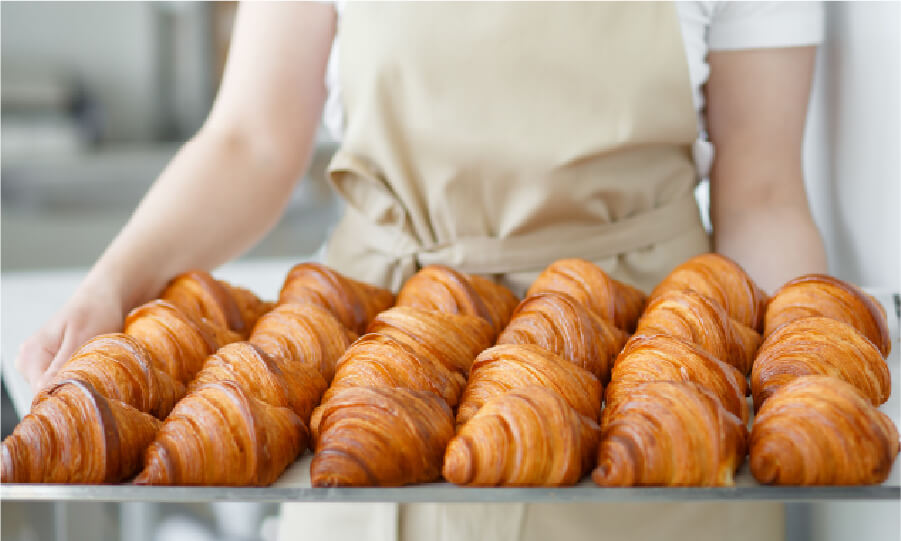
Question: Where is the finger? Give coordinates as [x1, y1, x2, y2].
[35, 323, 82, 390]
[16, 333, 61, 389]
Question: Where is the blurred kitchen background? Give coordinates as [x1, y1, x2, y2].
[1, 2, 898, 541]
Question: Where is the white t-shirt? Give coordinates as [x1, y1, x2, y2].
[321, 1, 824, 179]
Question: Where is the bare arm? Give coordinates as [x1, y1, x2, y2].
[706, 46, 828, 293]
[18, 2, 336, 387]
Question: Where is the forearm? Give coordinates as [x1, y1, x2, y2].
[86, 128, 310, 311]
[712, 194, 827, 294]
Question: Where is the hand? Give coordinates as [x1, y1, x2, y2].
[16, 282, 125, 391]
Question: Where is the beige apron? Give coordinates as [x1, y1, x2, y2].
[280, 2, 782, 540]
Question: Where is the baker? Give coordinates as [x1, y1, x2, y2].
[17, 2, 828, 540]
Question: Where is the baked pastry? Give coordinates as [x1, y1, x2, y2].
[365, 306, 494, 375]
[396, 265, 518, 337]
[443, 386, 599, 486]
[526, 258, 646, 332]
[323, 333, 467, 407]
[160, 270, 271, 337]
[135, 380, 307, 486]
[249, 302, 357, 384]
[456, 344, 603, 427]
[278, 262, 395, 335]
[648, 253, 767, 331]
[607, 334, 748, 423]
[2, 380, 160, 483]
[593, 381, 747, 487]
[750, 376, 899, 485]
[497, 292, 628, 383]
[310, 387, 454, 487]
[751, 317, 890, 410]
[764, 274, 891, 356]
[124, 300, 240, 383]
[188, 342, 327, 424]
[634, 289, 761, 374]
[33, 334, 185, 419]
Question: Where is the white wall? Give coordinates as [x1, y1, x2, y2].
[803, 1, 901, 293]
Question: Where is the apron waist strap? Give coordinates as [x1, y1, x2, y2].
[354, 190, 703, 276]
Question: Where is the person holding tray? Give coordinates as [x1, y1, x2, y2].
[16, 2, 827, 540]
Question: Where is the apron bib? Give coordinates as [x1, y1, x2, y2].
[281, 3, 781, 540]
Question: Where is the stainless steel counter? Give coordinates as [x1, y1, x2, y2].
[2, 261, 899, 503]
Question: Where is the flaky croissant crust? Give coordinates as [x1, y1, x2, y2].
[751, 317, 890, 411]
[648, 253, 767, 331]
[525, 258, 646, 332]
[635, 289, 760, 375]
[496, 291, 627, 383]
[764, 273, 891, 357]
[444, 386, 599, 486]
[593, 381, 747, 487]
[750, 376, 899, 485]
[310, 386, 454, 487]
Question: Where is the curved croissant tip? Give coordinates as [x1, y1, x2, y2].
[591, 453, 632, 487]
[442, 438, 474, 485]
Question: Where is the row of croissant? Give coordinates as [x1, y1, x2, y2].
[2, 254, 897, 487]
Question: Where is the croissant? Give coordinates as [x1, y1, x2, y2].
[323, 333, 466, 407]
[634, 289, 761, 374]
[496, 292, 628, 383]
[123, 300, 239, 383]
[160, 270, 270, 337]
[249, 302, 357, 384]
[395, 265, 518, 337]
[444, 386, 599, 486]
[365, 306, 494, 375]
[310, 386, 454, 487]
[2, 380, 160, 483]
[764, 274, 891, 356]
[648, 253, 767, 331]
[456, 344, 603, 427]
[750, 376, 899, 485]
[33, 334, 185, 419]
[526, 258, 646, 332]
[278, 262, 395, 335]
[593, 381, 747, 487]
[608, 334, 748, 423]
[751, 317, 890, 410]
[135, 380, 307, 486]
[188, 342, 326, 424]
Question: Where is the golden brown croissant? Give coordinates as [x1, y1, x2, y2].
[444, 386, 599, 486]
[322, 333, 466, 407]
[764, 274, 891, 356]
[750, 375, 899, 485]
[123, 300, 240, 383]
[160, 270, 270, 338]
[365, 306, 494, 376]
[2, 380, 161, 483]
[526, 258, 646, 332]
[278, 262, 395, 335]
[608, 334, 749, 423]
[135, 380, 307, 486]
[496, 292, 628, 383]
[751, 317, 890, 410]
[456, 344, 603, 427]
[593, 381, 747, 487]
[249, 302, 357, 384]
[188, 342, 326, 424]
[310, 386, 454, 487]
[395, 265, 518, 337]
[33, 334, 185, 419]
[635, 289, 761, 374]
[648, 253, 767, 331]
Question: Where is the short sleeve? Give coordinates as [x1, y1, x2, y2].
[708, 1, 824, 51]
